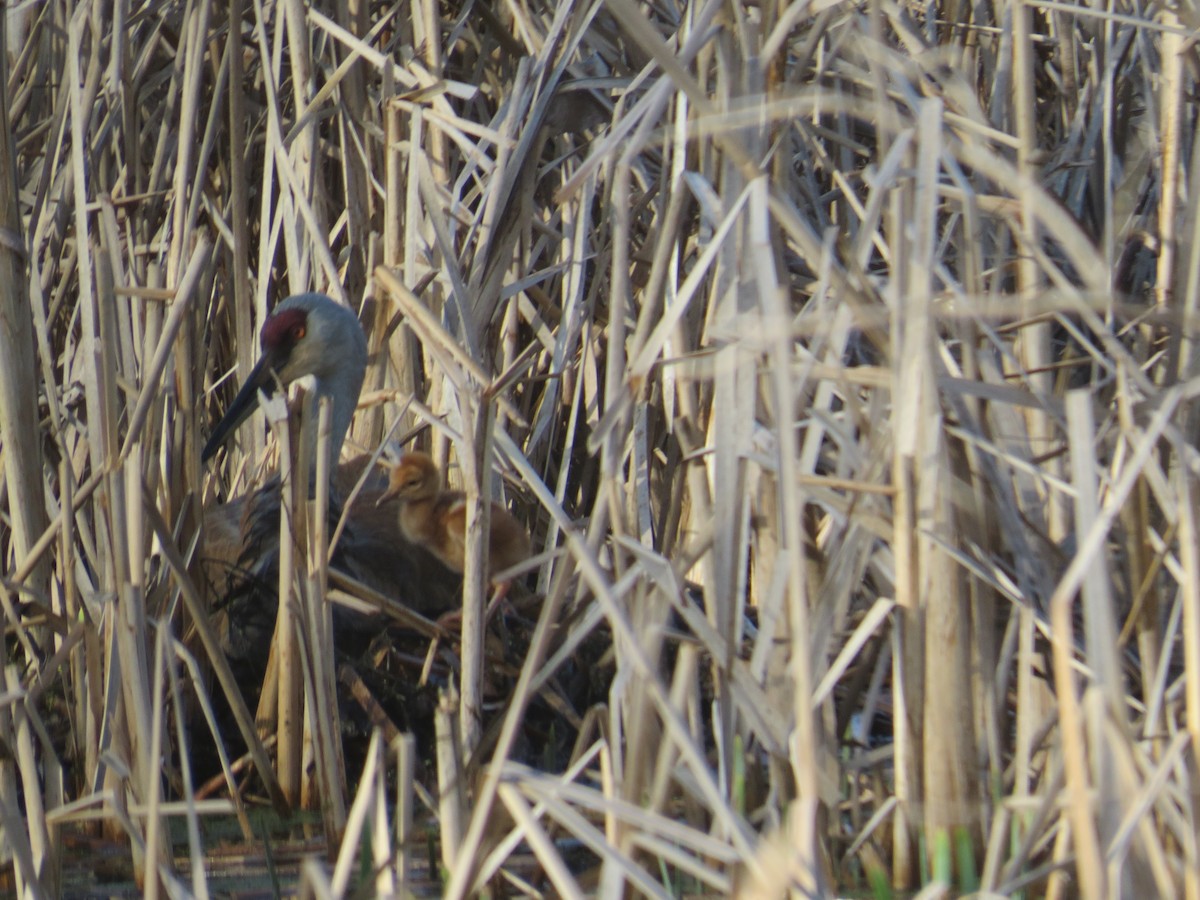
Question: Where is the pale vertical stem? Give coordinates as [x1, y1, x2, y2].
[1065, 390, 1129, 891]
[1013, 1, 1065, 539]
[292, 391, 313, 812]
[110, 451, 147, 881]
[1048, 393, 1106, 900]
[955, 167, 1001, 820]
[707, 343, 740, 801]
[1065, 395, 1123, 704]
[887, 139, 921, 891]
[0, 1, 50, 600]
[1013, 606, 1038, 794]
[67, 8, 104, 471]
[707, 0, 753, 814]
[1097, 10, 1115, 285]
[251, 0, 284, 307]
[374, 99, 421, 446]
[283, 0, 318, 287]
[416, 0, 446, 183]
[604, 153, 630, 480]
[612, 581, 662, 852]
[979, 802, 1011, 892]
[1013, 6, 1064, 887]
[373, 744, 399, 896]
[598, 689, 625, 898]
[61, 456, 83, 770]
[272, 397, 302, 805]
[256, 640, 280, 733]
[542, 310, 587, 596]
[886, 612, 916, 872]
[227, 0, 260, 462]
[459, 398, 495, 759]
[1157, 19, 1182, 313]
[648, 641, 700, 814]
[922, 480, 976, 850]
[1113, 371, 1160, 747]
[124, 452, 156, 788]
[404, 106, 425, 296]
[393, 733, 417, 891]
[1179, 472, 1200, 900]
[166, 0, 213, 288]
[1050, 684, 1103, 900]
[333, 0, 371, 303]
[497, 297, 520, 436]
[907, 98, 979, 865]
[305, 398, 346, 831]
[300, 670, 314, 814]
[1170, 63, 1200, 394]
[383, 98, 403, 267]
[436, 685, 465, 875]
[143, 616, 167, 900]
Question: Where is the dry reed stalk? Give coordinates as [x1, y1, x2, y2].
[0, 9, 49, 623]
[435, 684, 465, 876]
[1179, 473, 1200, 898]
[301, 399, 347, 833]
[1062, 390, 1120, 894]
[328, 730, 393, 896]
[392, 732, 417, 890]
[269, 392, 303, 805]
[142, 616, 168, 900]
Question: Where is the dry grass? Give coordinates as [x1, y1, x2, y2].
[2, 0, 1199, 897]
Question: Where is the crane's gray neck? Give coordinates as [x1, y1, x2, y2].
[285, 294, 367, 476]
[304, 363, 364, 477]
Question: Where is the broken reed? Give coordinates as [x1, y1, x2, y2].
[0, 1, 1198, 897]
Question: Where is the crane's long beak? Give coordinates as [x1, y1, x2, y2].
[201, 351, 284, 462]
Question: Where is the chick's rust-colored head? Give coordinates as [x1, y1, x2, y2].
[379, 452, 441, 505]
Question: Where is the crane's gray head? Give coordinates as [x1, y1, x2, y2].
[202, 293, 368, 464]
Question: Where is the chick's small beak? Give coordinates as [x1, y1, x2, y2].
[376, 483, 400, 507]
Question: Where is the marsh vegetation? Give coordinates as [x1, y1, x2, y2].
[0, 0, 1197, 896]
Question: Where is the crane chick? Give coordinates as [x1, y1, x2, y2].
[377, 452, 531, 615]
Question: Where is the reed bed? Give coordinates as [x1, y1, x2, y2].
[1, 0, 1198, 897]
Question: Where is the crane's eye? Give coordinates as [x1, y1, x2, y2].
[293, 324, 306, 340]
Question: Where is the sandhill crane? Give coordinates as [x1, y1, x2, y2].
[201, 294, 455, 664]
